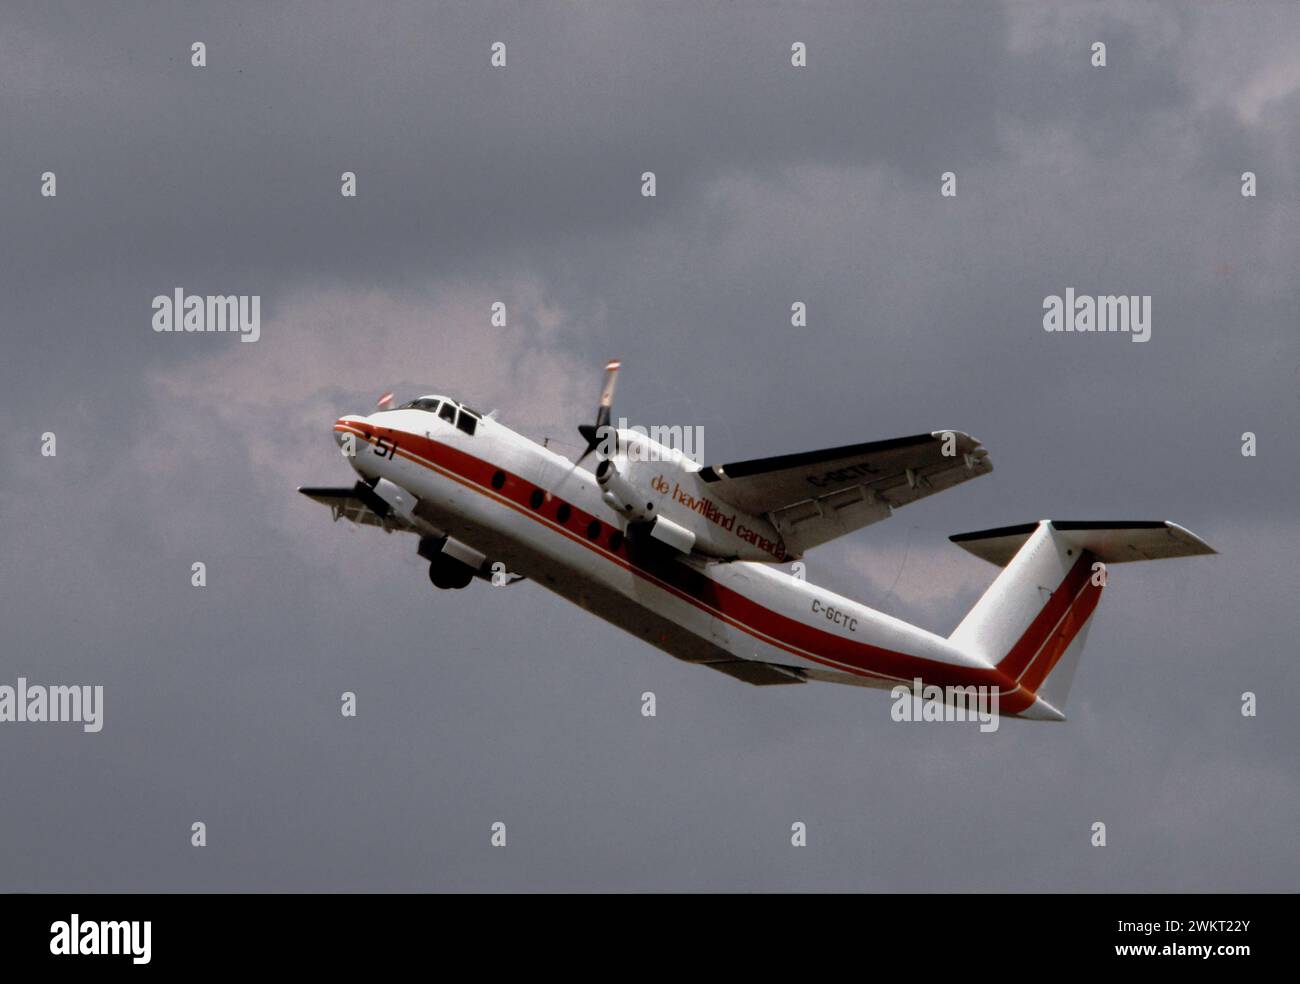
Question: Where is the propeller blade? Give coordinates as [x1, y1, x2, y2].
[577, 359, 621, 463]
[597, 359, 620, 416]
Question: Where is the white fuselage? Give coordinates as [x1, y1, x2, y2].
[328, 404, 1051, 710]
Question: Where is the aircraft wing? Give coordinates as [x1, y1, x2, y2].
[298, 483, 421, 533]
[696, 430, 992, 554]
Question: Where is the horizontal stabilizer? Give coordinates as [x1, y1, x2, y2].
[951, 520, 1215, 567]
[949, 519, 1215, 718]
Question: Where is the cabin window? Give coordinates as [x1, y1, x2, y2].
[491, 471, 506, 490]
[456, 411, 478, 436]
[556, 504, 572, 524]
[439, 402, 457, 424]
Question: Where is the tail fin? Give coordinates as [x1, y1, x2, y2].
[948, 521, 1214, 719]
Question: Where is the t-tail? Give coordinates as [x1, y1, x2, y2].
[948, 520, 1215, 721]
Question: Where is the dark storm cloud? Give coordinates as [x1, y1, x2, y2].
[1, 1, 1298, 891]
[2, 2, 1010, 286]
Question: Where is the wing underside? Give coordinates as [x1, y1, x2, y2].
[702, 659, 807, 686]
[298, 484, 420, 533]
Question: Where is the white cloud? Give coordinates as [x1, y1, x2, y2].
[145, 280, 601, 515]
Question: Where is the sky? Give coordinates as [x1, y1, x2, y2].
[1, 0, 1297, 891]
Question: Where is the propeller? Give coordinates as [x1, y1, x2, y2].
[575, 359, 621, 466]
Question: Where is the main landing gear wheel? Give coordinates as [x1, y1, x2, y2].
[428, 554, 474, 590]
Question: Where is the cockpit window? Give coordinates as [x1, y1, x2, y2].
[391, 395, 478, 434]
[398, 397, 441, 413]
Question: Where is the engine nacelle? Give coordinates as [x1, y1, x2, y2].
[596, 459, 657, 523]
[595, 460, 697, 554]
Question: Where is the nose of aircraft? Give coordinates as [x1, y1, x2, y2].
[333, 414, 368, 448]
